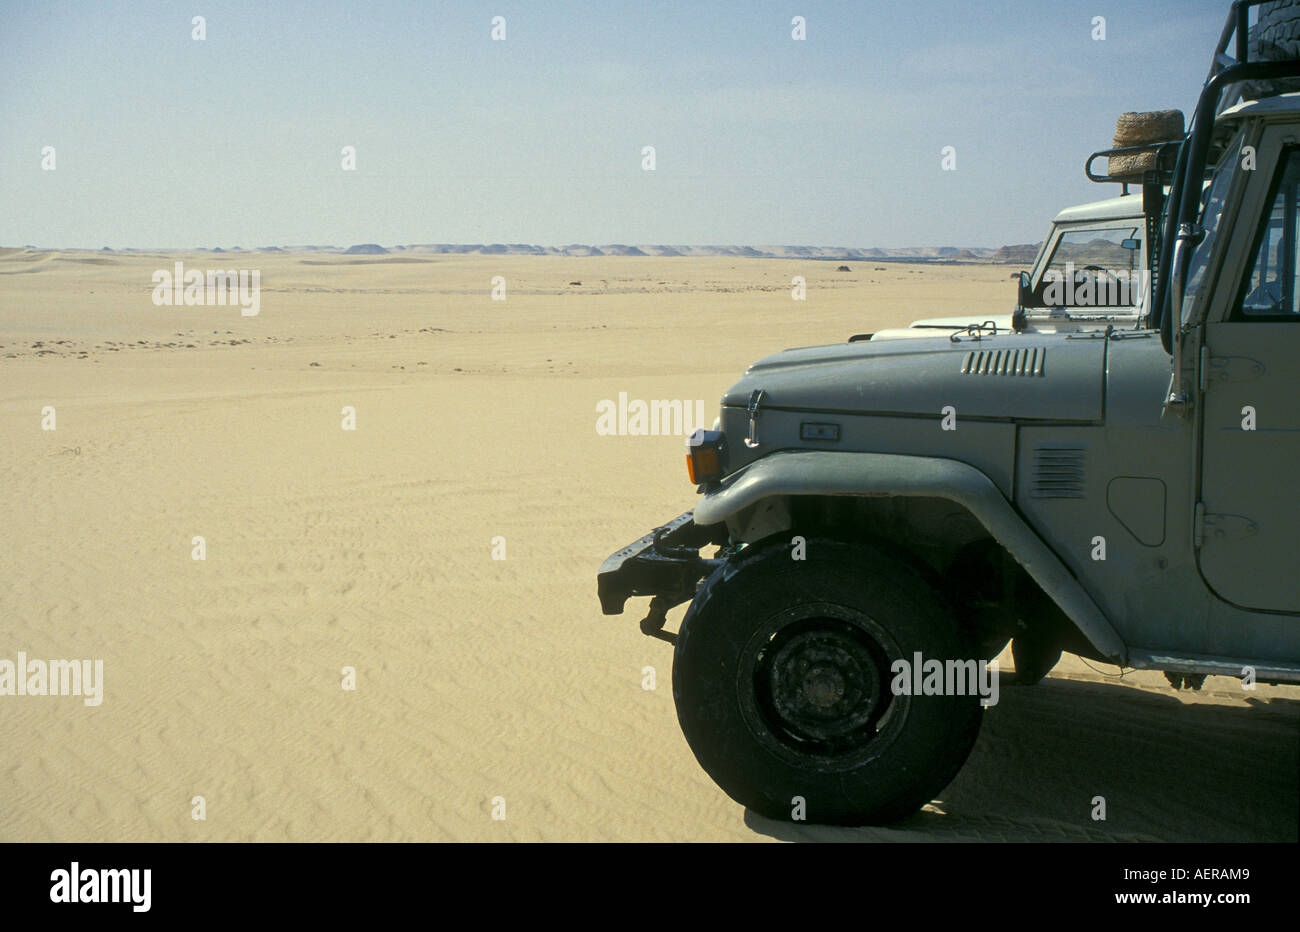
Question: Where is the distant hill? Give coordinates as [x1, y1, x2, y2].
[990, 243, 1042, 263]
[344, 243, 388, 255]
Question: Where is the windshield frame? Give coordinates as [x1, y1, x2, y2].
[1179, 126, 1248, 328]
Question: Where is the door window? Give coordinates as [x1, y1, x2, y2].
[1236, 146, 1300, 320]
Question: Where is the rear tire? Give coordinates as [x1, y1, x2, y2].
[672, 538, 984, 825]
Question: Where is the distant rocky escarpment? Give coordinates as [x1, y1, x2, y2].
[47, 242, 1043, 262]
[990, 243, 1042, 264]
[375, 243, 1010, 261]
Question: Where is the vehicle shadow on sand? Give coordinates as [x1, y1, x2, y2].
[744, 674, 1300, 842]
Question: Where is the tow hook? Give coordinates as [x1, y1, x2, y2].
[653, 524, 701, 560]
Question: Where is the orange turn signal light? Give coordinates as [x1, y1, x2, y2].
[687, 447, 719, 484]
[685, 430, 725, 485]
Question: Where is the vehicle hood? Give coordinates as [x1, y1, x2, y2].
[869, 314, 1014, 342]
[905, 314, 1015, 330]
[722, 333, 1106, 422]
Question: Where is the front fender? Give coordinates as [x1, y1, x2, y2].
[695, 450, 1126, 663]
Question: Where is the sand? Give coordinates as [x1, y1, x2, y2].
[1, 249, 1295, 841]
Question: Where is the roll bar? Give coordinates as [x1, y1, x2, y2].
[1153, 1, 1300, 351]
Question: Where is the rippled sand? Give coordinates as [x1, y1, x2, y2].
[1, 250, 1295, 841]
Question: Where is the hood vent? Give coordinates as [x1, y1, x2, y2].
[1031, 445, 1086, 499]
[960, 347, 1046, 377]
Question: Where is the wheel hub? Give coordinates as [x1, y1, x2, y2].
[766, 628, 881, 742]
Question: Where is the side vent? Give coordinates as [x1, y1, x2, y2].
[960, 347, 1046, 377]
[1031, 446, 1086, 499]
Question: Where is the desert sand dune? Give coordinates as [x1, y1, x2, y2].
[1, 251, 1295, 841]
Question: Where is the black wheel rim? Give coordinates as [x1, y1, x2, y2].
[739, 603, 908, 768]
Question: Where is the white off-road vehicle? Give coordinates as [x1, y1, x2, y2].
[868, 109, 1188, 344]
[868, 193, 1150, 341]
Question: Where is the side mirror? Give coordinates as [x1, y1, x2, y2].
[1120, 238, 1140, 250]
[1016, 270, 1031, 308]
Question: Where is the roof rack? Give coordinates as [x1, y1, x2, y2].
[1211, 0, 1256, 79]
[1084, 140, 1182, 191]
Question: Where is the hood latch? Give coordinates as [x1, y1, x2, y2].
[746, 389, 766, 448]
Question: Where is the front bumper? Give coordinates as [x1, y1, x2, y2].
[597, 511, 727, 615]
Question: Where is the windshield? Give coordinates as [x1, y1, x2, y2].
[1180, 129, 1245, 326]
[1038, 225, 1143, 308]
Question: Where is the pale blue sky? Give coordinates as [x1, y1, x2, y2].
[1, 0, 1225, 248]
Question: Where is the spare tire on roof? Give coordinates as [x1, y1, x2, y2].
[1254, 0, 1300, 52]
[1107, 110, 1185, 182]
[1221, 0, 1300, 110]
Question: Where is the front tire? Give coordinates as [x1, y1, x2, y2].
[673, 538, 983, 825]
